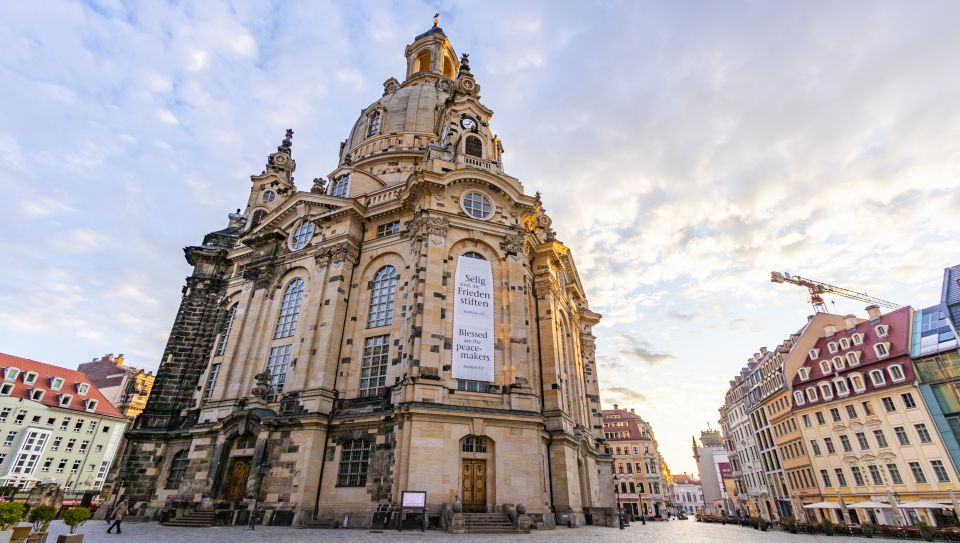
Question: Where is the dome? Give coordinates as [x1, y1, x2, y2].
[342, 82, 450, 159]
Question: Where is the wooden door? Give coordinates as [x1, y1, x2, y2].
[461, 459, 486, 512]
[225, 458, 251, 502]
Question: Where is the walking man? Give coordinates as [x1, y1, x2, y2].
[107, 497, 127, 534]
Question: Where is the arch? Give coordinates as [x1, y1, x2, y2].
[465, 135, 483, 157]
[367, 265, 398, 328]
[448, 238, 502, 262]
[275, 278, 305, 339]
[165, 449, 189, 489]
[443, 55, 455, 78]
[462, 251, 485, 260]
[416, 50, 431, 72]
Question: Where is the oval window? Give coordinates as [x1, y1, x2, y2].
[263, 191, 276, 203]
[289, 221, 315, 251]
[462, 192, 492, 219]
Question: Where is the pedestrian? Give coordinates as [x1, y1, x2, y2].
[107, 497, 127, 534]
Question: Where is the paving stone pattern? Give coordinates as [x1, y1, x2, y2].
[45, 519, 907, 543]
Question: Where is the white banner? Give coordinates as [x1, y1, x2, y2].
[452, 255, 495, 382]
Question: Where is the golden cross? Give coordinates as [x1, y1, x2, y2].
[433, 12, 440, 27]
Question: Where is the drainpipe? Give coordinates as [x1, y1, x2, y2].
[312, 223, 364, 520]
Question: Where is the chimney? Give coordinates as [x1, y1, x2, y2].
[865, 305, 881, 321]
[807, 314, 815, 323]
[631, 408, 636, 414]
[613, 404, 619, 410]
[760, 347, 768, 355]
[824, 324, 837, 337]
[115, 354, 125, 366]
[843, 314, 857, 330]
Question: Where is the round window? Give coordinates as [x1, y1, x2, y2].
[462, 192, 492, 219]
[289, 221, 315, 251]
[263, 191, 276, 203]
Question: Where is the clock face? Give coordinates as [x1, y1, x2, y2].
[461, 116, 477, 130]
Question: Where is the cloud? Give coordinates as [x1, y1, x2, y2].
[618, 334, 674, 366]
[604, 387, 648, 404]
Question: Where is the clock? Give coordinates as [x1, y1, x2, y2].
[460, 116, 477, 130]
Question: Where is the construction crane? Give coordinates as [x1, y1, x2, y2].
[770, 271, 901, 313]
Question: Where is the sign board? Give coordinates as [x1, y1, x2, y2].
[451, 255, 495, 382]
[401, 491, 427, 509]
[718, 462, 733, 480]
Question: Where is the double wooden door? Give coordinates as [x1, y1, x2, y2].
[225, 458, 251, 502]
[461, 459, 486, 512]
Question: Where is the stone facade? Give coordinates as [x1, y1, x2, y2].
[601, 406, 666, 520]
[116, 24, 614, 529]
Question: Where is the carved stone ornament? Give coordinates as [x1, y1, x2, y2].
[310, 177, 327, 194]
[315, 242, 359, 269]
[251, 370, 273, 399]
[407, 215, 449, 246]
[240, 260, 276, 291]
[500, 233, 526, 258]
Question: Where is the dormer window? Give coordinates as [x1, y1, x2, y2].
[84, 399, 99, 413]
[329, 174, 350, 198]
[367, 110, 381, 137]
[50, 377, 64, 391]
[875, 324, 889, 337]
[22, 371, 38, 385]
[850, 373, 866, 393]
[835, 378, 850, 396]
[874, 342, 890, 358]
[30, 389, 44, 401]
[76, 383, 90, 396]
[852, 333, 864, 345]
[793, 391, 806, 406]
[833, 356, 845, 371]
[4, 368, 19, 382]
[798, 368, 810, 381]
[808, 349, 820, 360]
[828, 342, 838, 354]
[0, 383, 13, 396]
[819, 360, 832, 375]
[806, 387, 819, 402]
[869, 369, 886, 387]
[58, 394, 73, 407]
[888, 364, 906, 383]
[846, 352, 860, 366]
[839, 338, 850, 350]
[820, 383, 834, 400]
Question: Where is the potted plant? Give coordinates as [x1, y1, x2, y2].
[57, 507, 91, 543]
[29, 505, 56, 535]
[860, 521, 876, 538]
[780, 515, 797, 534]
[916, 520, 934, 542]
[0, 501, 26, 543]
[819, 517, 834, 536]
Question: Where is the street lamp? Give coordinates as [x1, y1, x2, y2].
[614, 475, 624, 529]
[249, 462, 269, 531]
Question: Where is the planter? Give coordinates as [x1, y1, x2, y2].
[56, 535, 84, 543]
[0, 529, 11, 543]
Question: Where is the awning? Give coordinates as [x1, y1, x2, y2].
[847, 501, 891, 509]
[898, 501, 952, 509]
[804, 501, 841, 509]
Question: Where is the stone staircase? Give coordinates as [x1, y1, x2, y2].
[163, 509, 216, 528]
[463, 512, 525, 534]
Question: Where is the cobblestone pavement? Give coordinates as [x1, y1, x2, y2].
[45, 519, 907, 542]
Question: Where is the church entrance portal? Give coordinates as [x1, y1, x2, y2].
[225, 457, 251, 502]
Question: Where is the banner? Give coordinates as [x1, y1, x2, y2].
[452, 255, 495, 382]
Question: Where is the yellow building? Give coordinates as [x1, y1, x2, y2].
[602, 406, 667, 520]
[792, 307, 960, 526]
[78, 354, 155, 419]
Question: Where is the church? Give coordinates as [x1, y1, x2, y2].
[118, 21, 615, 530]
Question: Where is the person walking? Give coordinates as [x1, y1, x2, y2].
[107, 497, 128, 534]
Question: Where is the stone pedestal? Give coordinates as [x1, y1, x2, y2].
[449, 512, 465, 534]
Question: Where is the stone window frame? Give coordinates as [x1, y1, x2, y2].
[329, 174, 351, 198]
[359, 335, 390, 398]
[366, 109, 383, 138]
[216, 303, 239, 356]
[336, 439, 370, 487]
[288, 220, 315, 252]
[460, 190, 493, 221]
[274, 278, 305, 339]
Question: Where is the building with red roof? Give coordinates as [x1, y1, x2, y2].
[0, 352, 128, 491]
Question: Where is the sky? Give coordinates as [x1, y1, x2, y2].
[1, 0, 960, 476]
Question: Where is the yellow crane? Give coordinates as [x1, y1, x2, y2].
[770, 271, 901, 313]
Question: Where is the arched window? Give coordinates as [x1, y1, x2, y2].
[462, 251, 486, 260]
[337, 439, 370, 487]
[869, 369, 886, 387]
[465, 135, 482, 157]
[165, 450, 189, 489]
[250, 209, 266, 228]
[330, 174, 350, 198]
[216, 303, 238, 356]
[289, 220, 314, 251]
[462, 435, 488, 453]
[367, 110, 381, 137]
[819, 383, 834, 400]
[832, 356, 845, 371]
[275, 279, 305, 339]
[819, 360, 832, 375]
[889, 364, 905, 382]
[835, 378, 850, 396]
[846, 352, 859, 366]
[367, 266, 398, 328]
